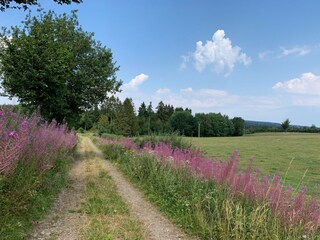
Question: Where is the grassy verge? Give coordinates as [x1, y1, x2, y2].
[0, 155, 73, 240]
[133, 134, 192, 150]
[187, 133, 320, 195]
[97, 141, 319, 240]
[80, 152, 145, 240]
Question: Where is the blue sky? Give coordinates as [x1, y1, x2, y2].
[1, 0, 320, 126]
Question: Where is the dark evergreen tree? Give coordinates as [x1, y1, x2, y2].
[138, 102, 149, 135]
[115, 98, 138, 136]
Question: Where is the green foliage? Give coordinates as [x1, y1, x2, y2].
[0, 0, 81, 11]
[232, 117, 245, 136]
[170, 110, 196, 136]
[0, 155, 73, 239]
[99, 142, 314, 239]
[78, 107, 100, 131]
[137, 102, 150, 135]
[194, 113, 235, 137]
[124, 98, 138, 135]
[0, 10, 121, 128]
[281, 118, 290, 132]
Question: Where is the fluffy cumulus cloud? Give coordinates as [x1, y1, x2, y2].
[122, 73, 149, 90]
[273, 72, 320, 95]
[182, 30, 251, 75]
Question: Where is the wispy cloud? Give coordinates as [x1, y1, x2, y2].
[258, 50, 274, 60]
[156, 88, 171, 94]
[182, 29, 251, 75]
[278, 46, 310, 58]
[180, 87, 193, 93]
[122, 73, 149, 90]
[155, 87, 237, 108]
[153, 87, 281, 119]
[180, 56, 190, 70]
[259, 46, 311, 60]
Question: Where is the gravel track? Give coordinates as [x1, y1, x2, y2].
[28, 136, 191, 240]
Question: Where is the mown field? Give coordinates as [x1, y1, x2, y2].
[187, 132, 320, 195]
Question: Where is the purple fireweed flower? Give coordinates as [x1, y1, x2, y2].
[9, 131, 18, 138]
[1, 108, 77, 176]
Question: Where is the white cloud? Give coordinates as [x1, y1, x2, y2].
[196, 88, 228, 97]
[122, 73, 149, 90]
[279, 46, 310, 58]
[186, 29, 251, 75]
[180, 87, 193, 93]
[292, 96, 320, 106]
[156, 88, 171, 94]
[259, 46, 311, 60]
[273, 72, 320, 95]
[180, 55, 190, 70]
[258, 50, 273, 60]
[151, 87, 282, 120]
[154, 87, 237, 109]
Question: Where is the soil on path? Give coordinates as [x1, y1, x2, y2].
[29, 136, 191, 240]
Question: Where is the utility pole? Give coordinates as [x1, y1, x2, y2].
[198, 122, 201, 137]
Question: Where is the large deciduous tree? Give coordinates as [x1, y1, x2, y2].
[0, 0, 81, 11]
[0, 10, 121, 127]
[170, 110, 196, 136]
[232, 117, 245, 136]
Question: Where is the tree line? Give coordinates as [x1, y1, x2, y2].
[78, 96, 245, 137]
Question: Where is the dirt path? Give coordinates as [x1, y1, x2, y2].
[29, 136, 191, 240]
[28, 139, 88, 240]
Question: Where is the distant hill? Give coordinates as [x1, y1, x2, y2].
[245, 120, 308, 129]
[245, 120, 281, 128]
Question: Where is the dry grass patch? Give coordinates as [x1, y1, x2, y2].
[80, 155, 145, 240]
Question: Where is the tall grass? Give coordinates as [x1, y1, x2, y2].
[133, 133, 192, 150]
[98, 136, 320, 239]
[0, 107, 77, 239]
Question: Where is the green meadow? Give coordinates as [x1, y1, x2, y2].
[187, 133, 320, 194]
